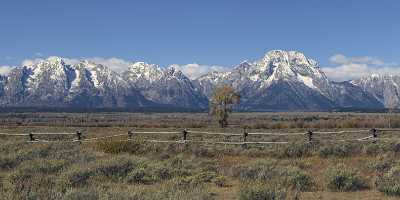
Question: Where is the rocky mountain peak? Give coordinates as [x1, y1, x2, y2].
[46, 56, 64, 64]
[165, 66, 186, 79]
[0, 51, 393, 111]
[124, 62, 163, 84]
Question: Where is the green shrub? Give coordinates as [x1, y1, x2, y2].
[126, 167, 153, 184]
[230, 160, 277, 181]
[191, 146, 217, 158]
[368, 154, 396, 173]
[213, 176, 227, 187]
[63, 156, 147, 186]
[0, 155, 19, 170]
[17, 159, 65, 175]
[94, 157, 136, 179]
[4, 174, 63, 200]
[62, 189, 99, 200]
[6, 159, 66, 195]
[96, 140, 145, 154]
[278, 142, 316, 158]
[280, 166, 314, 192]
[149, 162, 174, 181]
[192, 171, 216, 183]
[63, 165, 95, 187]
[149, 182, 215, 200]
[325, 164, 368, 191]
[376, 165, 400, 196]
[238, 185, 287, 200]
[391, 143, 400, 153]
[173, 172, 216, 187]
[319, 143, 360, 158]
[363, 143, 390, 156]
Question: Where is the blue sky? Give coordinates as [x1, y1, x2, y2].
[0, 0, 399, 81]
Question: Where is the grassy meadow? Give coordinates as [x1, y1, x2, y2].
[1, 112, 400, 199]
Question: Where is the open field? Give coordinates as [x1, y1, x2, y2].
[2, 112, 400, 199]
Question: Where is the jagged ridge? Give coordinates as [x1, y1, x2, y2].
[0, 50, 394, 111]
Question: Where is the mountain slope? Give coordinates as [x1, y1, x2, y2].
[0, 51, 393, 111]
[330, 81, 384, 109]
[352, 74, 400, 109]
[0, 75, 6, 100]
[123, 62, 208, 109]
[0, 57, 152, 108]
[195, 50, 383, 111]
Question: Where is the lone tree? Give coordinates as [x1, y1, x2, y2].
[210, 85, 240, 128]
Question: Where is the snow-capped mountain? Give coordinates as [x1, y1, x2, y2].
[352, 74, 400, 109]
[123, 62, 208, 108]
[0, 57, 150, 108]
[0, 50, 395, 111]
[196, 50, 332, 97]
[195, 50, 382, 110]
[0, 75, 6, 98]
[0, 57, 207, 109]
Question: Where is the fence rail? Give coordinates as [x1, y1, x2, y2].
[0, 128, 397, 145]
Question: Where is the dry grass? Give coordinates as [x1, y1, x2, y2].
[1, 112, 400, 199]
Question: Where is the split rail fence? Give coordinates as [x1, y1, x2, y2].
[0, 128, 398, 146]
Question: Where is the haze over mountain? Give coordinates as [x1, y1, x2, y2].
[0, 50, 397, 111]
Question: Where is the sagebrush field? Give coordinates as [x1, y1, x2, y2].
[1, 112, 400, 200]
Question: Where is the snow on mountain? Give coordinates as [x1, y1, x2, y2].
[65, 60, 145, 107]
[197, 50, 331, 96]
[352, 74, 400, 108]
[123, 63, 208, 108]
[124, 62, 163, 86]
[0, 50, 393, 111]
[195, 50, 381, 110]
[0, 75, 6, 99]
[0, 57, 150, 108]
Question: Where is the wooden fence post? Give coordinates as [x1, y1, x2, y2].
[371, 128, 378, 143]
[182, 129, 188, 141]
[76, 130, 82, 141]
[242, 128, 249, 149]
[128, 130, 134, 140]
[243, 128, 248, 142]
[29, 133, 34, 141]
[307, 130, 313, 143]
[370, 128, 378, 138]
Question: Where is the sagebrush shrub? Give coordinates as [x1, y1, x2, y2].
[238, 185, 287, 200]
[94, 157, 136, 179]
[230, 160, 277, 181]
[95, 140, 148, 154]
[278, 142, 316, 158]
[281, 166, 314, 192]
[319, 143, 360, 158]
[213, 176, 227, 187]
[62, 189, 99, 200]
[325, 164, 368, 191]
[368, 154, 396, 173]
[376, 165, 400, 196]
[126, 167, 153, 184]
[63, 165, 95, 187]
[0, 155, 19, 170]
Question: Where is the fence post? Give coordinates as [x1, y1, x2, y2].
[243, 128, 248, 142]
[370, 128, 378, 138]
[182, 129, 188, 141]
[371, 128, 378, 143]
[76, 130, 82, 142]
[307, 130, 313, 143]
[28, 133, 35, 141]
[242, 128, 249, 149]
[128, 130, 134, 140]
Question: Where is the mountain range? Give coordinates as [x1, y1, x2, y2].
[0, 50, 398, 111]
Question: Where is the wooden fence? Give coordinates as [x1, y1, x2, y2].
[0, 128, 396, 145]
